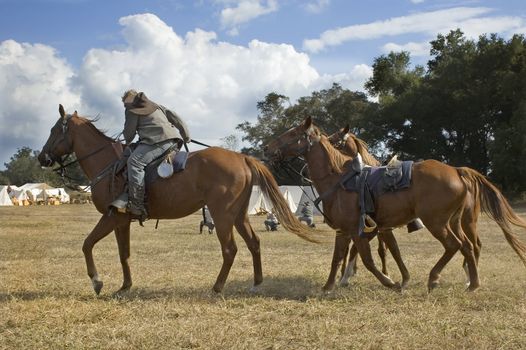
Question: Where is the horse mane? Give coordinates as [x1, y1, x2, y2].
[77, 115, 116, 143]
[318, 136, 350, 174]
[348, 134, 380, 166]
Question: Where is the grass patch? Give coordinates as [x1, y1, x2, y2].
[1, 204, 526, 349]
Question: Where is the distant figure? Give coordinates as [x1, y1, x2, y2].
[298, 201, 315, 228]
[199, 205, 215, 234]
[264, 211, 279, 231]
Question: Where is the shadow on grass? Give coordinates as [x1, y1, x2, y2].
[90, 275, 327, 302]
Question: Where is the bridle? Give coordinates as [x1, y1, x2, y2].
[44, 115, 118, 190]
[331, 131, 350, 151]
[270, 127, 320, 162]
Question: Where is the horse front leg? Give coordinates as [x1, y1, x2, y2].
[82, 213, 119, 295]
[379, 229, 410, 290]
[114, 220, 132, 294]
[323, 233, 352, 292]
[354, 235, 397, 289]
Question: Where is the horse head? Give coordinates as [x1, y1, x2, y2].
[327, 125, 353, 153]
[264, 117, 322, 162]
[38, 104, 77, 167]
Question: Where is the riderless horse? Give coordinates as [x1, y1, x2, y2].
[265, 117, 526, 292]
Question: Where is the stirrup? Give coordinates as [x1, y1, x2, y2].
[363, 215, 377, 233]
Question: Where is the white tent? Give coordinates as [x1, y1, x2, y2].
[248, 185, 271, 215]
[44, 188, 70, 203]
[9, 186, 29, 205]
[279, 186, 299, 213]
[0, 186, 13, 206]
[19, 183, 70, 203]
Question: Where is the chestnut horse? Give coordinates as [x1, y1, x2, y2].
[328, 126, 482, 287]
[38, 105, 315, 295]
[327, 127, 390, 285]
[265, 117, 526, 291]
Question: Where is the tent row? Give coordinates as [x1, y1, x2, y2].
[0, 183, 71, 206]
[248, 185, 322, 216]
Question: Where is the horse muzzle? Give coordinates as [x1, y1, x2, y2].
[38, 152, 56, 167]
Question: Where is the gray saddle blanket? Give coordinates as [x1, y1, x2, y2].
[342, 160, 413, 199]
[339, 160, 413, 237]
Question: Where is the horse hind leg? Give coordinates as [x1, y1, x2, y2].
[234, 213, 263, 293]
[425, 222, 461, 292]
[114, 221, 132, 295]
[212, 217, 238, 293]
[453, 220, 479, 291]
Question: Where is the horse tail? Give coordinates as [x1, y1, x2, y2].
[245, 156, 319, 243]
[458, 167, 526, 266]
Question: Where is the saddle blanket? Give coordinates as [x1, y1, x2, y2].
[341, 160, 413, 198]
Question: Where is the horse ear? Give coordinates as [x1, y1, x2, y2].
[303, 116, 312, 130]
[59, 104, 65, 118]
[73, 110, 78, 117]
[343, 124, 350, 134]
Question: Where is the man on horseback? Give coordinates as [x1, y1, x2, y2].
[122, 89, 190, 220]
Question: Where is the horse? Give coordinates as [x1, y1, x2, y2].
[329, 125, 483, 287]
[265, 117, 526, 292]
[38, 105, 315, 295]
[327, 127, 391, 284]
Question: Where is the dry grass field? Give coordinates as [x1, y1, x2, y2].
[1, 204, 526, 349]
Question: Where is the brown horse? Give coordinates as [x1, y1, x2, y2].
[38, 105, 315, 295]
[329, 126, 483, 287]
[265, 117, 526, 292]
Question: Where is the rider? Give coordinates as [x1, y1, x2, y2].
[122, 89, 189, 219]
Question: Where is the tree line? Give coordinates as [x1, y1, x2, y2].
[238, 30, 526, 194]
[2, 30, 525, 194]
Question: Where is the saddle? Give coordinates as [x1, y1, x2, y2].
[340, 157, 414, 237]
[109, 145, 189, 212]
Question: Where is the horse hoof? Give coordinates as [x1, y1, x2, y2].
[93, 280, 104, 295]
[322, 284, 335, 294]
[466, 283, 480, 292]
[339, 280, 350, 288]
[427, 280, 439, 292]
[212, 285, 223, 293]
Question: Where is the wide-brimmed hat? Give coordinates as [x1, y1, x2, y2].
[123, 91, 158, 115]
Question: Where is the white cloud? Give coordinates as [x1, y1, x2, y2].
[0, 13, 370, 166]
[409, 0, 425, 4]
[382, 41, 430, 56]
[303, 7, 526, 53]
[0, 39, 80, 166]
[220, 0, 278, 35]
[305, 0, 330, 14]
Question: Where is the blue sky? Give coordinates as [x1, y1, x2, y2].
[0, 0, 525, 172]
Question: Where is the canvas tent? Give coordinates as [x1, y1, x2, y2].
[248, 185, 271, 215]
[0, 186, 13, 206]
[19, 183, 70, 204]
[8, 185, 30, 206]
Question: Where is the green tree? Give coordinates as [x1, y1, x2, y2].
[367, 30, 526, 191]
[3, 147, 61, 186]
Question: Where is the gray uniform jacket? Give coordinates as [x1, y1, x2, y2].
[123, 108, 183, 145]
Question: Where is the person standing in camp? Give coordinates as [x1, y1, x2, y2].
[121, 90, 190, 220]
[298, 201, 315, 228]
